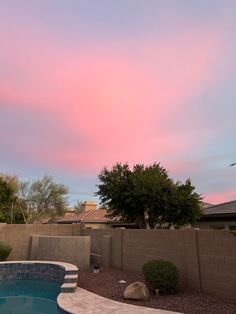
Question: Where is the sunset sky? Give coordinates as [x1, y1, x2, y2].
[1, 0, 236, 206]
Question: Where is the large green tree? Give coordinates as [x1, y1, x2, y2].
[96, 163, 202, 229]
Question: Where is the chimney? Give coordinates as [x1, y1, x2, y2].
[82, 201, 97, 212]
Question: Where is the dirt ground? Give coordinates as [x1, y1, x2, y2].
[78, 267, 236, 314]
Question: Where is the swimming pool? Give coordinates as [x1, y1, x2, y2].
[0, 261, 78, 314]
[0, 279, 66, 314]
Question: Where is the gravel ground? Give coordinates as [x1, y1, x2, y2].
[78, 267, 236, 314]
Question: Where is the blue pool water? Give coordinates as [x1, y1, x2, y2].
[0, 280, 66, 314]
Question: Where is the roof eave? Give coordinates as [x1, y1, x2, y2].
[200, 213, 236, 221]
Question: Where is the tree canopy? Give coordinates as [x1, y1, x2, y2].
[0, 174, 25, 223]
[96, 163, 202, 229]
[0, 174, 69, 223]
[74, 200, 84, 214]
[18, 175, 69, 223]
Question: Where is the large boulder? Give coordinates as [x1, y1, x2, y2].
[123, 281, 149, 300]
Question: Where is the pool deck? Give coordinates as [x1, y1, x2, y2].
[58, 287, 182, 314]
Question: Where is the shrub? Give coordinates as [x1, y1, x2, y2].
[142, 259, 178, 293]
[0, 240, 12, 261]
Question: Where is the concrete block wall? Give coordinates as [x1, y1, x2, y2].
[83, 228, 236, 301]
[81, 228, 123, 268]
[122, 229, 187, 287]
[35, 235, 90, 270]
[0, 224, 6, 241]
[81, 229, 106, 255]
[198, 230, 236, 300]
[1, 224, 81, 260]
[102, 235, 112, 266]
[1, 224, 236, 301]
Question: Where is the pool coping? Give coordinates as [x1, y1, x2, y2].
[57, 287, 182, 314]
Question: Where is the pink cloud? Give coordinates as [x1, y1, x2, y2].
[0, 14, 225, 176]
[204, 188, 236, 205]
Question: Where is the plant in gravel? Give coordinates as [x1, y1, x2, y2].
[0, 240, 12, 261]
[142, 260, 178, 294]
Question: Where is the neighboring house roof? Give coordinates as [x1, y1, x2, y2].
[36, 217, 55, 224]
[202, 200, 236, 217]
[56, 209, 120, 224]
[201, 202, 214, 209]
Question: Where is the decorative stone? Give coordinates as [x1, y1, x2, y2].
[123, 281, 149, 300]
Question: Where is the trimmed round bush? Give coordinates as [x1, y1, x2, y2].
[0, 240, 12, 261]
[142, 260, 178, 293]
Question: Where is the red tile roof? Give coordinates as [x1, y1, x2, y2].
[56, 209, 119, 224]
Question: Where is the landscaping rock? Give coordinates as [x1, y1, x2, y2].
[123, 281, 149, 300]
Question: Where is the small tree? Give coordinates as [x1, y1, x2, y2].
[0, 177, 17, 223]
[18, 175, 69, 223]
[96, 162, 202, 229]
[0, 174, 26, 224]
[74, 201, 84, 214]
[0, 173, 69, 223]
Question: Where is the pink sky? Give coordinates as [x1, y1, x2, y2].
[0, 1, 236, 205]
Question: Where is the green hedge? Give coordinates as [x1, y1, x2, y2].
[0, 240, 12, 261]
[142, 259, 178, 293]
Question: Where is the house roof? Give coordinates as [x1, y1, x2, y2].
[202, 200, 236, 216]
[201, 202, 214, 208]
[56, 209, 120, 224]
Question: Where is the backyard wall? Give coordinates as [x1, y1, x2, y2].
[0, 223, 235, 300]
[33, 235, 90, 270]
[0, 223, 82, 260]
[82, 228, 236, 301]
[197, 230, 236, 300]
[81, 228, 123, 268]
